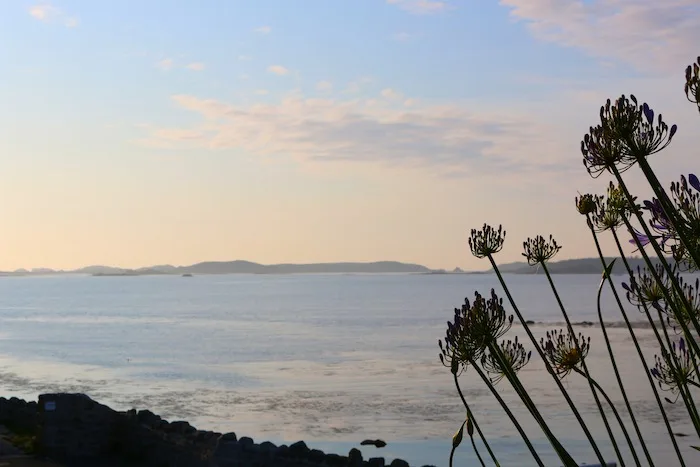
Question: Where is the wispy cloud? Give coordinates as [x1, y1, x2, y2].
[500, 0, 700, 73]
[380, 88, 403, 100]
[387, 0, 448, 15]
[268, 65, 289, 76]
[254, 26, 272, 34]
[316, 81, 333, 92]
[186, 62, 205, 71]
[138, 93, 574, 178]
[155, 58, 174, 71]
[29, 3, 78, 27]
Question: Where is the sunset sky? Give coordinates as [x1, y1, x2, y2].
[1, 1, 699, 271]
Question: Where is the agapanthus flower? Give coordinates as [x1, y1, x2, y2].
[439, 290, 514, 374]
[621, 265, 669, 310]
[541, 329, 590, 379]
[522, 235, 561, 266]
[575, 193, 597, 216]
[667, 276, 700, 331]
[468, 224, 505, 259]
[621, 101, 677, 160]
[581, 124, 628, 178]
[668, 174, 700, 270]
[480, 336, 531, 385]
[590, 182, 635, 232]
[650, 338, 698, 394]
[685, 56, 700, 112]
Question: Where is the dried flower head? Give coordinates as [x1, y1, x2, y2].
[480, 336, 531, 385]
[439, 290, 514, 374]
[522, 235, 561, 266]
[590, 182, 635, 232]
[581, 124, 627, 178]
[542, 329, 590, 379]
[685, 56, 700, 112]
[469, 224, 506, 259]
[667, 276, 700, 330]
[650, 338, 697, 394]
[621, 265, 669, 310]
[575, 193, 597, 216]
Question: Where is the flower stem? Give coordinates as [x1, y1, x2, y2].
[453, 373, 499, 466]
[585, 220, 650, 466]
[488, 254, 603, 466]
[611, 228, 688, 465]
[471, 361, 546, 466]
[540, 261, 626, 467]
[636, 157, 700, 268]
[611, 165, 700, 358]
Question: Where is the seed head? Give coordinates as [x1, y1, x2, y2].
[469, 224, 506, 259]
[480, 336, 531, 385]
[542, 329, 590, 379]
[522, 235, 561, 266]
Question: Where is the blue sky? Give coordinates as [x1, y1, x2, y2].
[1, 1, 699, 270]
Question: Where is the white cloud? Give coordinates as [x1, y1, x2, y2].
[392, 32, 412, 42]
[138, 93, 576, 178]
[156, 59, 174, 71]
[29, 3, 77, 27]
[186, 62, 205, 71]
[380, 88, 403, 100]
[500, 0, 700, 73]
[254, 26, 272, 34]
[268, 65, 289, 76]
[316, 81, 333, 92]
[387, 0, 448, 15]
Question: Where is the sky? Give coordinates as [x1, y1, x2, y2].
[1, 0, 700, 271]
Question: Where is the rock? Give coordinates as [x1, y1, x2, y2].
[170, 420, 196, 435]
[275, 444, 289, 457]
[237, 436, 254, 451]
[258, 441, 277, 455]
[308, 448, 326, 462]
[390, 459, 410, 467]
[324, 453, 348, 467]
[137, 409, 162, 428]
[348, 448, 363, 467]
[361, 439, 387, 448]
[369, 458, 386, 467]
[220, 432, 237, 442]
[288, 440, 309, 456]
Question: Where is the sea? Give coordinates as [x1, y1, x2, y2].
[0, 273, 697, 467]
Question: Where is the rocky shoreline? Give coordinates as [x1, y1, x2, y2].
[0, 393, 428, 467]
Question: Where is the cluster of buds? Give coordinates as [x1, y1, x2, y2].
[686, 56, 700, 113]
[580, 95, 677, 178]
[469, 224, 506, 259]
[621, 265, 669, 310]
[542, 329, 591, 379]
[480, 336, 531, 385]
[522, 235, 561, 266]
[590, 183, 636, 232]
[650, 338, 698, 394]
[439, 290, 514, 374]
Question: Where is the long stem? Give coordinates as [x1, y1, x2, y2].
[636, 158, 700, 268]
[572, 367, 641, 465]
[541, 262, 626, 467]
[471, 434, 487, 467]
[471, 362, 546, 467]
[486, 342, 577, 467]
[611, 228, 688, 465]
[488, 254, 606, 466]
[586, 221, 649, 466]
[453, 373, 499, 466]
[612, 166, 700, 355]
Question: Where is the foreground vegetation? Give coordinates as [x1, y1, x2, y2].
[439, 56, 700, 466]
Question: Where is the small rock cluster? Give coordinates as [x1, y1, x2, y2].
[0, 393, 430, 467]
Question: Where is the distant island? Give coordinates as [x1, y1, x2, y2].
[0, 257, 680, 277]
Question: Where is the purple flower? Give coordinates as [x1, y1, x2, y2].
[629, 227, 651, 247]
[689, 174, 700, 193]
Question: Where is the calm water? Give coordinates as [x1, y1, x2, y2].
[0, 273, 697, 466]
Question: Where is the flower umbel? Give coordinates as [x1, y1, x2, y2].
[575, 193, 597, 216]
[469, 224, 506, 258]
[480, 336, 531, 385]
[542, 329, 591, 379]
[522, 235, 561, 266]
[685, 56, 700, 112]
[590, 183, 635, 232]
[621, 265, 669, 310]
[650, 338, 698, 394]
[439, 290, 514, 373]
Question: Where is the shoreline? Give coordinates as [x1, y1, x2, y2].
[0, 393, 420, 467]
